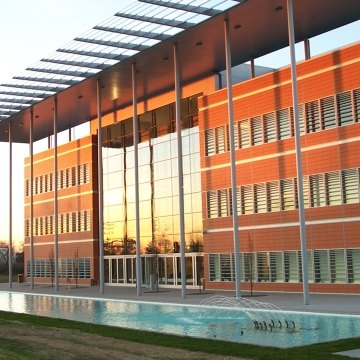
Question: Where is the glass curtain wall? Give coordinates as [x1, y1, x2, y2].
[102, 96, 203, 287]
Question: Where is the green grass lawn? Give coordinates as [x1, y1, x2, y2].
[0, 310, 359, 359]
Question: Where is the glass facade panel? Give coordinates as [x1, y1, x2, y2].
[102, 96, 202, 255]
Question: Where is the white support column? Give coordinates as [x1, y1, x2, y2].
[132, 62, 142, 296]
[287, 0, 310, 305]
[224, 18, 241, 298]
[53, 97, 59, 291]
[29, 108, 34, 289]
[8, 122, 13, 288]
[97, 79, 105, 294]
[174, 42, 187, 299]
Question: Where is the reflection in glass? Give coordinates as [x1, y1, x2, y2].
[102, 96, 203, 255]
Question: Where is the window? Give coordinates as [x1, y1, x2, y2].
[263, 112, 276, 143]
[49, 215, 53, 235]
[66, 168, 71, 187]
[35, 177, 38, 195]
[72, 212, 77, 232]
[209, 254, 220, 281]
[330, 249, 346, 283]
[241, 185, 253, 214]
[218, 189, 230, 217]
[280, 179, 294, 211]
[314, 250, 330, 283]
[215, 126, 226, 154]
[354, 88, 360, 123]
[305, 100, 320, 133]
[320, 96, 336, 129]
[284, 251, 299, 282]
[309, 174, 325, 207]
[220, 253, 233, 281]
[277, 108, 291, 140]
[251, 116, 263, 145]
[347, 249, 360, 283]
[337, 91, 353, 126]
[207, 190, 218, 218]
[325, 172, 341, 205]
[84, 164, 90, 183]
[25, 179, 29, 197]
[342, 168, 359, 204]
[302, 176, 309, 208]
[257, 252, 269, 282]
[49, 173, 53, 192]
[243, 253, 256, 282]
[205, 129, 215, 156]
[39, 176, 43, 194]
[291, 105, 305, 136]
[254, 183, 267, 213]
[267, 181, 280, 212]
[239, 119, 250, 148]
[25, 219, 30, 237]
[71, 167, 77, 186]
[270, 252, 284, 282]
[84, 210, 90, 231]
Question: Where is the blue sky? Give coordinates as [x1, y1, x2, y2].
[0, 1, 359, 247]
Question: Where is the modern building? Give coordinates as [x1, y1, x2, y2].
[1, 0, 360, 296]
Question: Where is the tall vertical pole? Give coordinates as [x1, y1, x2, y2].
[174, 43, 187, 299]
[97, 79, 105, 294]
[53, 97, 59, 291]
[29, 108, 34, 289]
[224, 18, 241, 298]
[287, 0, 310, 305]
[132, 62, 142, 296]
[8, 122, 13, 288]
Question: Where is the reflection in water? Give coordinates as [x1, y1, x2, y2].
[1, 291, 360, 348]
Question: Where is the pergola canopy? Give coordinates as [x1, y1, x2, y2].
[0, 0, 359, 143]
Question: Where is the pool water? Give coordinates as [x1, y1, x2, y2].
[0, 291, 359, 348]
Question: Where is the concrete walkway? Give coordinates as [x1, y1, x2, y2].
[1, 282, 360, 315]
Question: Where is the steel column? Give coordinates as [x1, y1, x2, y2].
[250, 59, 255, 78]
[304, 39, 311, 60]
[8, 122, 13, 288]
[53, 97, 59, 291]
[97, 79, 105, 294]
[287, 0, 310, 305]
[132, 62, 142, 296]
[224, 18, 241, 298]
[174, 43, 187, 299]
[29, 108, 34, 289]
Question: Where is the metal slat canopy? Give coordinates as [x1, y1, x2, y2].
[73, 37, 150, 51]
[1, 83, 61, 92]
[138, 0, 222, 16]
[12, 76, 78, 86]
[41, 58, 109, 70]
[26, 67, 92, 78]
[0, 90, 48, 99]
[114, 12, 195, 29]
[0, 103, 28, 110]
[0, 97, 37, 105]
[0, 0, 359, 143]
[0, 0, 237, 125]
[56, 48, 129, 61]
[94, 25, 171, 41]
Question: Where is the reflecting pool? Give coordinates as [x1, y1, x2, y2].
[0, 291, 359, 348]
